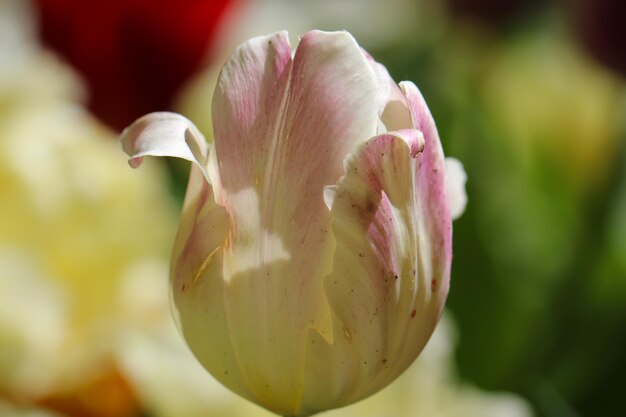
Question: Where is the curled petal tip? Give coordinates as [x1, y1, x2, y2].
[408, 130, 425, 158]
[119, 112, 209, 179]
[389, 128, 425, 158]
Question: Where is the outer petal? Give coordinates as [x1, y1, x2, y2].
[210, 30, 379, 414]
[169, 166, 256, 401]
[400, 80, 452, 300]
[119, 112, 262, 406]
[302, 127, 453, 412]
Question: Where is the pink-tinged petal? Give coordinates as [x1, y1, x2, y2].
[210, 30, 379, 414]
[400, 80, 452, 302]
[301, 128, 450, 410]
[120, 112, 209, 177]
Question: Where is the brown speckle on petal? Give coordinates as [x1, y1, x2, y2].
[343, 325, 352, 340]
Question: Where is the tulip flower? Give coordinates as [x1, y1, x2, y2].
[121, 30, 466, 416]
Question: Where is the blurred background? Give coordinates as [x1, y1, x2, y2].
[0, 0, 624, 416]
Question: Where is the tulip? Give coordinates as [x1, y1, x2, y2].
[121, 30, 465, 416]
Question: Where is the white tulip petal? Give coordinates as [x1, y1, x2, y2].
[120, 112, 209, 179]
[169, 166, 257, 400]
[207, 30, 379, 414]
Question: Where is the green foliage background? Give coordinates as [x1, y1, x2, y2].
[362, 5, 626, 417]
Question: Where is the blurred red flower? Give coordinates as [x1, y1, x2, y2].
[35, 0, 235, 131]
[575, 0, 626, 77]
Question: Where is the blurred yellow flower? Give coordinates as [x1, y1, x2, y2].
[0, 0, 176, 409]
[0, 399, 65, 417]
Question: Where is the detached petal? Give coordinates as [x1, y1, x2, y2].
[120, 112, 209, 178]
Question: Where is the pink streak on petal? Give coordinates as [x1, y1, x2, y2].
[320, 128, 442, 406]
[210, 30, 379, 412]
[212, 29, 379, 283]
[212, 31, 293, 193]
[401, 81, 452, 304]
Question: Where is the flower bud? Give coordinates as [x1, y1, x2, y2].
[121, 30, 466, 416]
